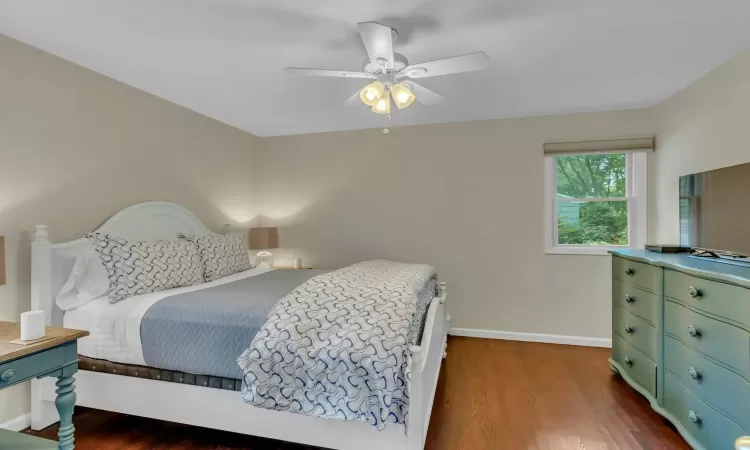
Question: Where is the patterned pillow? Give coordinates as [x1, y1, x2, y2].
[86, 233, 204, 303]
[178, 234, 252, 282]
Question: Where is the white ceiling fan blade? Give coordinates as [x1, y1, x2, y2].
[284, 68, 375, 79]
[345, 87, 364, 106]
[357, 22, 395, 69]
[401, 52, 490, 79]
[407, 82, 444, 106]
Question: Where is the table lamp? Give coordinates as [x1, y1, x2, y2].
[248, 227, 279, 268]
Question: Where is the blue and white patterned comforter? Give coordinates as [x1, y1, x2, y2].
[237, 260, 436, 430]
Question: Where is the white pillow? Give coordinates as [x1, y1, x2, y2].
[55, 251, 110, 310]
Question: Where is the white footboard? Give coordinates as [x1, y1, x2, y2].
[407, 282, 449, 450]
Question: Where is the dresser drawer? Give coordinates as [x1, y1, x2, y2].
[613, 279, 658, 326]
[0, 346, 68, 389]
[614, 305, 657, 361]
[665, 269, 750, 330]
[664, 300, 750, 380]
[664, 372, 747, 450]
[665, 336, 750, 430]
[612, 257, 658, 293]
[612, 333, 655, 397]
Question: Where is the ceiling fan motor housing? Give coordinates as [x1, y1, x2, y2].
[363, 53, 409, 76]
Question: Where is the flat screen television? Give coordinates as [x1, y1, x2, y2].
[679, 162, 750, 259]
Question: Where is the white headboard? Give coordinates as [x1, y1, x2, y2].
[31, 201, 218, 327]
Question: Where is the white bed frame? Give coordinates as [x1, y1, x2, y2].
[30, 201, 450, 450]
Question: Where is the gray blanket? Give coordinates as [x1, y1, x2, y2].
[140, 270, 327, 379]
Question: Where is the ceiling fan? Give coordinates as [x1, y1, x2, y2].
[285, 22, 490, 116]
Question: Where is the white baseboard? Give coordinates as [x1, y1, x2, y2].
[0, 413, 31, 432]
[450, 328, 612, 348]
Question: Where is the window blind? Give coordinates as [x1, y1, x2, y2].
[543, 137, 654, 156]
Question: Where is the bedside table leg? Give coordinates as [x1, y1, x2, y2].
[54, 374, 76, 450]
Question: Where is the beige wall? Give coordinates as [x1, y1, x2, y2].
[650, 49, 750, 243]
[0, 35, 259, 423]
[256, 111, 656, 339]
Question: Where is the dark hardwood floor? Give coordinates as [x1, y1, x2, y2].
[26, 337, 690, 449]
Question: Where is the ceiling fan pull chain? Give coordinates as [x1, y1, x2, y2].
[383, 114, 390, 134]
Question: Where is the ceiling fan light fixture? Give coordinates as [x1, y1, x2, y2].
[390, 83, 416, 109]
[372, 90, 391, 114]
[360, 81, 385, 107]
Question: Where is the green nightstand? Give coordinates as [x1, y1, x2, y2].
[0, 321, 89, 450]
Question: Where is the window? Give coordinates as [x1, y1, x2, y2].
[545, 151, 647, 255]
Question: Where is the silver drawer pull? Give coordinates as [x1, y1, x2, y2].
[689, 367, 702, 380]
[624, 295, 635, 303]
[624, 325, 634, 334]
[624, 356, 633, 366]
[688, 410, 701, 424]
[687, 325, 701, 337]
[688, 286, 702, 298]
[1, 369, 16, 381]
[624, 267, 634, 275]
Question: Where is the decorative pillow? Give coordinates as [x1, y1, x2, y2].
[178, 234, 252, 282]
[86, 232, 204, 303]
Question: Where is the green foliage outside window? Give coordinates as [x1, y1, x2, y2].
[556, 154, 628, 246]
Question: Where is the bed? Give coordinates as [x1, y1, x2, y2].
[30, 201, 450, 450]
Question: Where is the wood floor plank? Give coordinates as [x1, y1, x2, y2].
[25, 337, 691, 450]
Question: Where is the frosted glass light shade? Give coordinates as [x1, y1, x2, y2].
[372, 90, 391, 115]
[360, 81, 385, 107]
[391, 83, 416, 109]
[254, 250, 274, 268]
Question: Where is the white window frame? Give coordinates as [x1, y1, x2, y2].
[544, 152, 648, 255]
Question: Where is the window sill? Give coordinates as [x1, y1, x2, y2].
[546, 246, 630, 256]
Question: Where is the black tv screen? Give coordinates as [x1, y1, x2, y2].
[680, 162, 750, 256]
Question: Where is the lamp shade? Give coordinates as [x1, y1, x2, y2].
[372, 90, 391, 115]
[391, 83, 416, 109]
[248, 227, 279, 250]
[360, 81, 385, 107]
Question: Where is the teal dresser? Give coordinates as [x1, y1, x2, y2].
[610, 250, 750, 450]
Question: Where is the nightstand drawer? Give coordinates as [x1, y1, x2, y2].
[614, 305, 657, 360]
[612, 257, 658, 293]
[665, 336, 750, 430]
[664, 300, 750, 379]
[665, 269, 750, 329]
[613, 279, 658, 326]
[664, 372, 748, 450]
[612, 333, 655, 397]
[0, 345, 69, 389]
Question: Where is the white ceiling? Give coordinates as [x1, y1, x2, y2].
[2, 1, 750, 137]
